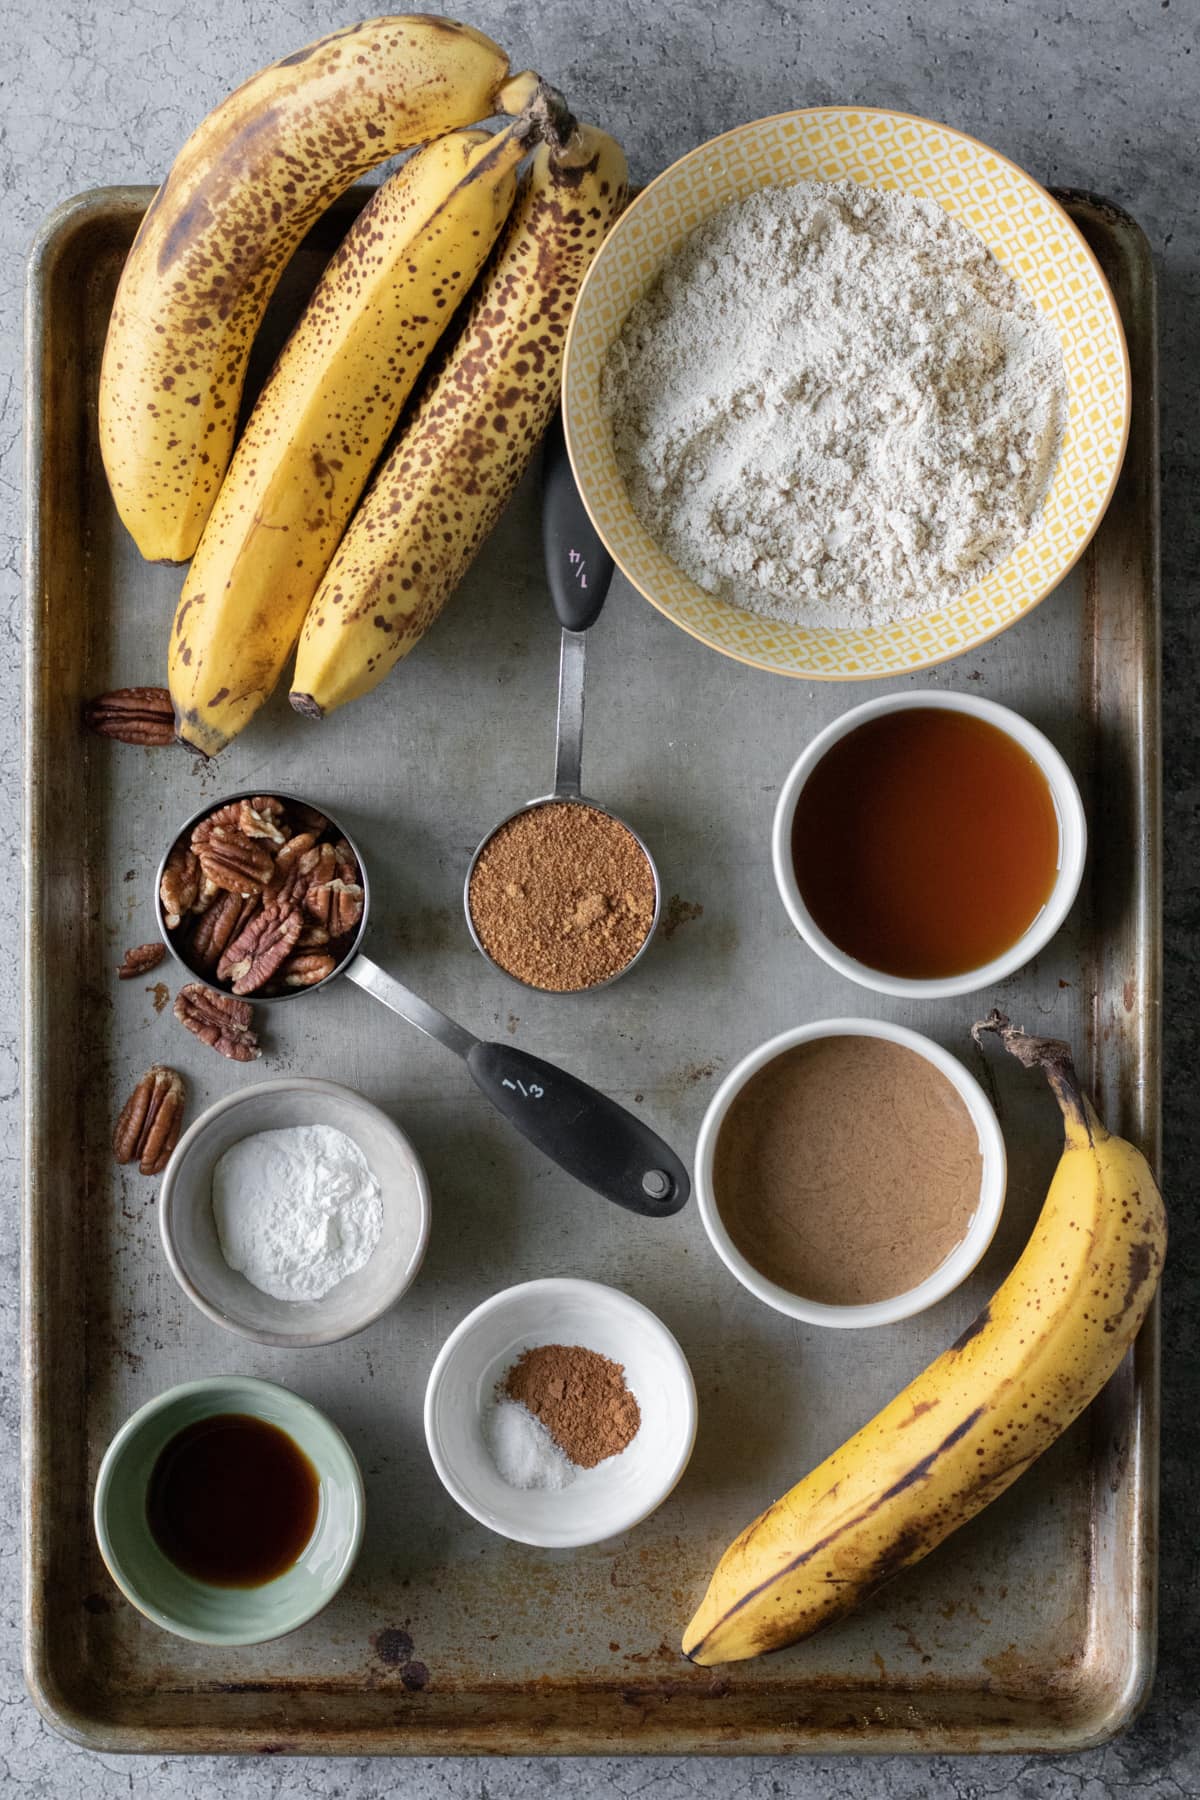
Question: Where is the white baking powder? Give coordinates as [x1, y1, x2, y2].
[484, 1395, 576, 1490]
[601, 179, 1068, 629]
[212, 1123, 383, 1303]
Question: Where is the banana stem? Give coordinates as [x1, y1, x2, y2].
[498, 72, 576, 148]
[972, 1009, 1093, 1139]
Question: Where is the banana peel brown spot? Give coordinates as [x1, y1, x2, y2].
[899, 1397, 940, 1427]
[1110, 1238, 1157, 1328]
[950, 1304, 991, 1351]
[695, 1405, 989, 1652]
[864, 1522, 928, 1588]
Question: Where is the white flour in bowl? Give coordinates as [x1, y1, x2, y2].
[600, 179, 1068, 629]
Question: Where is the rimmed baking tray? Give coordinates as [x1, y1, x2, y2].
[23, 189, 1159, 1754]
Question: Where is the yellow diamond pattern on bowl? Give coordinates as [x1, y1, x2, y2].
[563, 108, 1130, 680]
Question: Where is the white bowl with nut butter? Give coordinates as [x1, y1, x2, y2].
[159, 1078, 430, 1347]
[694, 1020, 1006, 1329]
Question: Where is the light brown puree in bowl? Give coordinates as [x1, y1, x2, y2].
[712, 1036, 982, 1306]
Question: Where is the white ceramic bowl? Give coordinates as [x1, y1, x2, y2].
[694, 1019, 1007, 1329]
[771, 689, 1087, 999]
[160, 1078, 430, 1347]
[424, 1278, 697, 1548]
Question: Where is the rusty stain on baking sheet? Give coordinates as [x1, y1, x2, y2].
[370, 1627, 431, 1692]
[372, 1626, 414, 1666]
[21, 189, 1161, 1758]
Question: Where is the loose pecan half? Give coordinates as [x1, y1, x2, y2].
[190, 890, 258, 972]
[197, 826, 276, 896]
[160, 844, 200, 930]
[85, 688, 175, 747]
[174, 983, 261, 1061]
[113, 1065, 185, 1175]
[221, 908, 304, 995]
[282, 951, 337, 988]
[117, 942, 165, 981]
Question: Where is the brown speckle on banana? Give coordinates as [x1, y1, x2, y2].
[99, 17, 533, 564]
[289, 123, 629, 721]
[169, 115, 538, 758]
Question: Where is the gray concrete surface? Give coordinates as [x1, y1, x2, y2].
[2, 0, 1196, 1793]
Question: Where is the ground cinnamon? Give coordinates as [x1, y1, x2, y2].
[503, 1343, 641, 1467]
[468, 800, 656, 992]
[713, 1036, 982, 1305]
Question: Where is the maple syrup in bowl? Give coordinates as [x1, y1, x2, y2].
[772, 692, 1086, 999]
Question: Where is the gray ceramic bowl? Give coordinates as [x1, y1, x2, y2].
[94, 1375, 364, 1644]
[160, 1078, 430, 1347]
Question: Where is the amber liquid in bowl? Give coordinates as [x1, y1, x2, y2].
[791, 708, 1061, 980]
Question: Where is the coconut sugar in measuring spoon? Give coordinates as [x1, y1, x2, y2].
[465, 412, 662, 991]
[155, 792, 687, 1219]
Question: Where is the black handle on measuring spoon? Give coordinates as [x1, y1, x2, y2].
[466, 1040, 690, 1217]
[542, 410, 614, 632]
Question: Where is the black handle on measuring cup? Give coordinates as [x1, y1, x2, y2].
[541, 410, 614, 633]
[466, 1040, 690, 1217]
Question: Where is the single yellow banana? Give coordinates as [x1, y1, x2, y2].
[170, 117, 536, 758]
[683, 1013, 1165, 1665]
[100, 15, 539, 563]
[289, 119, 628, 720]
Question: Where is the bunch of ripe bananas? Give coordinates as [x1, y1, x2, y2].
[99, 16, 627, 757]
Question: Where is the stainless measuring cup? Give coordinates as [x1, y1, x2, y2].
[154, 791, 688, 1218]
[463, 411, 661, 991]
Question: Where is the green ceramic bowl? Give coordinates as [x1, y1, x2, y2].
[93, 1375, 365, 1645]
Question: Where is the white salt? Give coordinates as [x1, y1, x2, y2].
[484, 1396, 576, 1491]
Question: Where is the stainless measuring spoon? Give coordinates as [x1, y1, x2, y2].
[155, 791, 688, 1218]
[463, 411, 661, 989]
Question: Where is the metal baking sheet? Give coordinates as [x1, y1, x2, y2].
[22, 188, 1159, 1755]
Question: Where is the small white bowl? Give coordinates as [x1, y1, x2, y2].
[771, 689, 1087, 1000]
[160, 1078, 430, 1347]
[694, 1019, 1007, 1329]
[424, 1278, 697, 1548]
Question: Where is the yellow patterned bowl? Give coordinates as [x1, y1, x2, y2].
[562, 107, 1130, 680]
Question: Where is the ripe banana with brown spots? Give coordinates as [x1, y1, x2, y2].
[289, 119, 628, 720]
[169, 114, 541, 758]
[683, 1013, 1165, 1665]
[99, 15, 539, 564]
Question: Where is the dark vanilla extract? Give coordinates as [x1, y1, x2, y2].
[791, 708, 1061, 979]
[146, 1412, 319, 1586]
